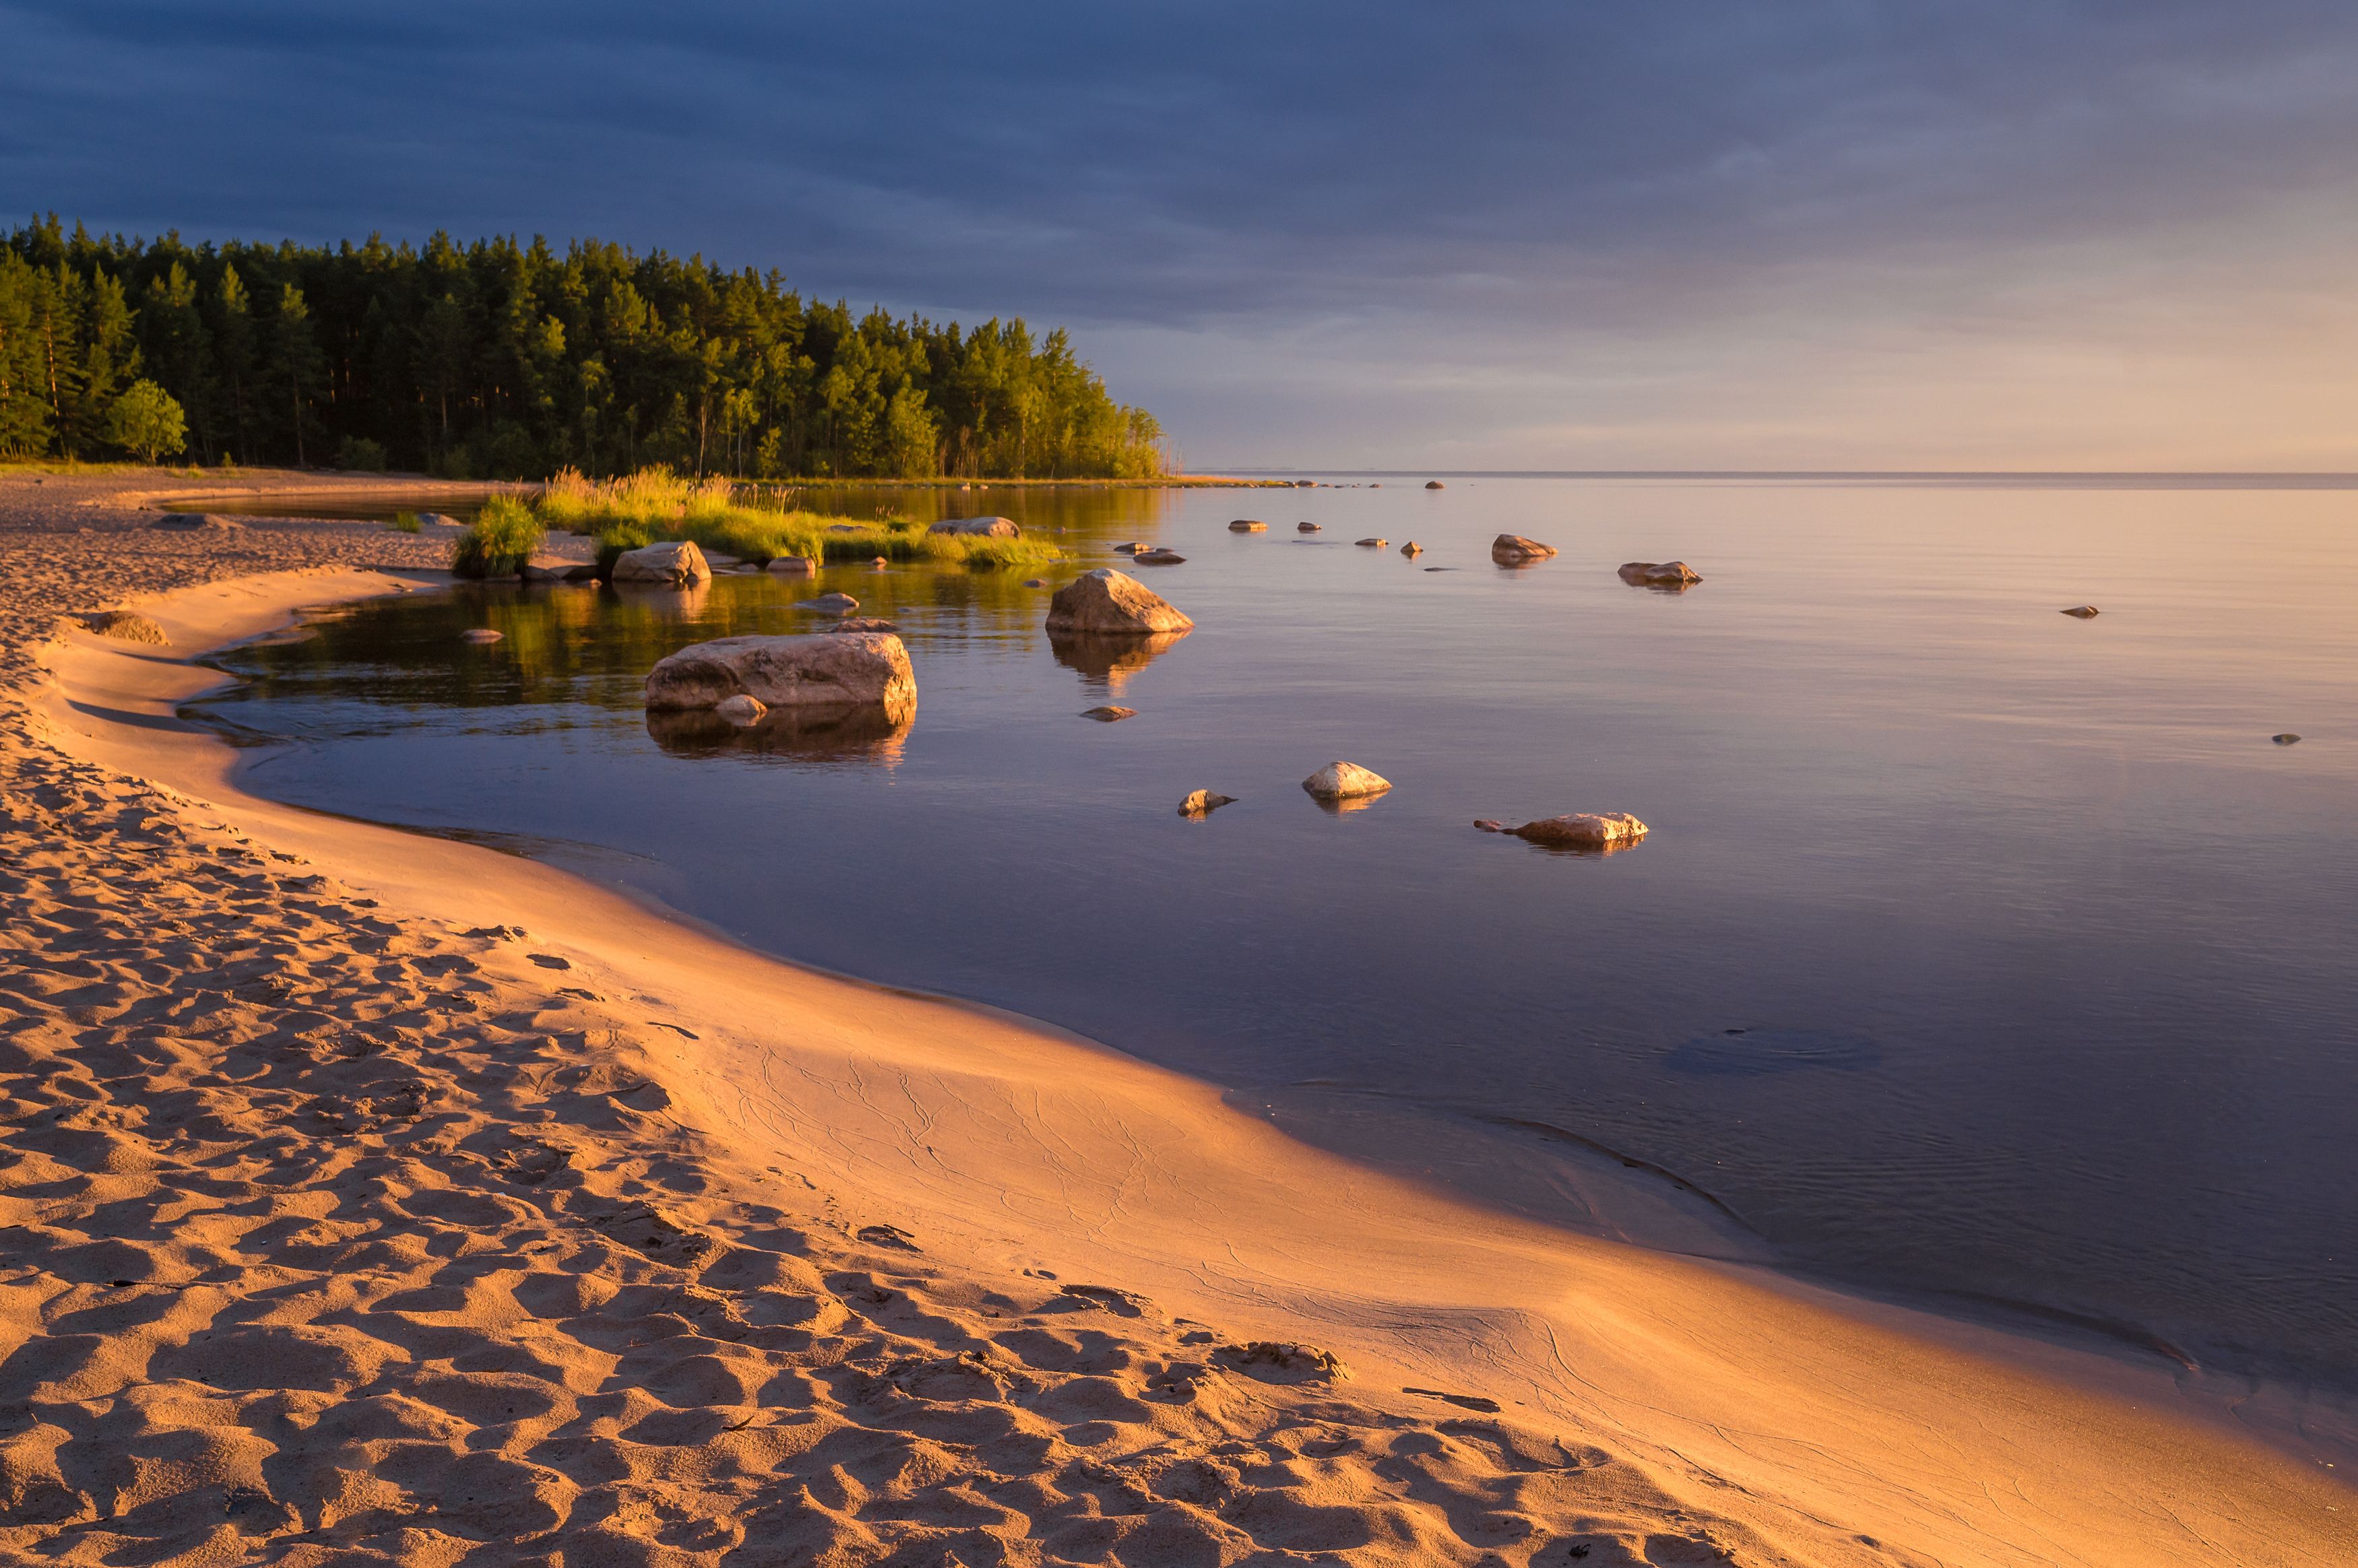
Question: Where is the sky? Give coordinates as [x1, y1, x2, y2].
[5, 1, 2356, 470]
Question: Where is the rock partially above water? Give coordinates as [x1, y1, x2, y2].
[612, 540, 711, 585]
[1505, 812, 1649, 849]
[1080, 705, 1136, 722]
[79, 610, 168, 644]
[1228, 519, 1268, 533]
[1399, 541, 1423, 558]
[461, 628, 505, 645]
[2272, 733, 2302, 745]
[1354, 537, 1388, 548]
[830, 617, 900, 634]
[800, 592, 860, 615]
[1302, 760, 1392, 800]
[1424, 480, 1445, 490]
[767, 556, 818, 575]
[645, 632, 916, 716]
[1114, 542, 1151, 554]
[714, 693, 767, 725]
[1046, 569, 1194, 635]
[1023, 578, 1049, 587]
[1298, 521, 1322, 532]
[2061, 605, 2100, 618]
[1178, 789, 1236, 817]
[929, 515, 1020, 537]
[1618, 560, 1702, 589]
[1492, 533, 1558, 566]
[1133, 548, 1186, 565]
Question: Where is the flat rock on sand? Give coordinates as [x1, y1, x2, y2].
[645, 631, 915, 715]
[1045, 568, 1194, 635]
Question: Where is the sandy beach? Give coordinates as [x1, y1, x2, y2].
[3, 470, 2351, 1566]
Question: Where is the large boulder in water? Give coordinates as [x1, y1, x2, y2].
[1492, 534, 1557, 566]
[645, 632, 915, 717]
[928, 516, 1020, 538]
[1046, 569, 1194, 636]
[612, 540, 712, 585]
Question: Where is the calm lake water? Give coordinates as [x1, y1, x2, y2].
[193, 476, 2358, 1386]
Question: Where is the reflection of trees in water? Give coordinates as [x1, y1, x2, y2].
[1049, 630, 1190, 692]
[643, 704, 912, 767]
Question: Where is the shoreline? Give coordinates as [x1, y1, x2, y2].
[1, 473, 2346, 1561]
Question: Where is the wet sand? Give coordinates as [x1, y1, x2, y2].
[3, 470, 2351, 1566]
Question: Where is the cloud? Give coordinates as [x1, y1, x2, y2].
[5, 1, 2355, 463]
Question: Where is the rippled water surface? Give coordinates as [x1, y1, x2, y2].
[194, 476, 2358, 1383]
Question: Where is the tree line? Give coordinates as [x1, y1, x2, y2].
[0, 216, 1169, 480]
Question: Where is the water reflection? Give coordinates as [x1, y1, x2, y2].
[645, 704, 912, 767]
[1050, 631, 1190, 691]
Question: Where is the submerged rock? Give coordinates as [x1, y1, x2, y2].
[1046, 569, 1194, 635]
[1023, 578, 1049, 587]
[1178, 789, 1236, 816]
[928, 515, 1020, 537]
[714, 693, 767, 725]
[1492, 533, 1557, 566]
[1228, 519, 1269, 532]
[645, 632, 916, 716]
[2061, 605, 2100, 618]
[766, 556, 819, 575]
[611, 540, 712, 585]
[1506, 812, 1649, 850]
[1618, 560, 1702, 589]
[1080, 705, 1137, 722]
[1133, 548, 1186, 565]
[79, 610, 168, 644]
[1302, 760, 1392, 800]
[829, 616, 900, 634]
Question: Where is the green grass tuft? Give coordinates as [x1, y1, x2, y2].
[450, 495, 545, 577]
[537, 467, 1066, 573]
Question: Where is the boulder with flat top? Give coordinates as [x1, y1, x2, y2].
[1506, 812, 1649, 849]
[611, 540, 712, 585]
[645, 632, 916, 717]
[1046, 569, 1194, 636]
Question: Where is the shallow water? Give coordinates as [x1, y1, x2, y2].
[193, 476, 2358, 1384]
